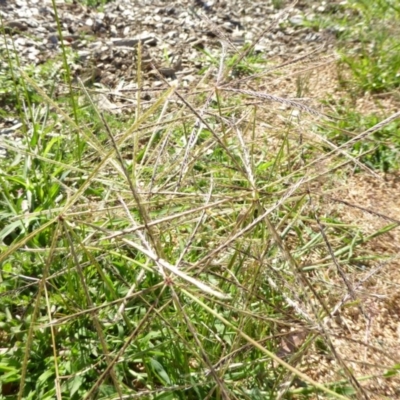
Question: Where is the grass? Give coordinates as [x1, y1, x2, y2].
[306, 0, 400, 95]
[319, 107, 400, 172]
[304, 0, 400, 173]
[1, 0, 400, 399]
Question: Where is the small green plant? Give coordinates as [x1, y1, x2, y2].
[339, 19, 400, 93]
[320, 107, 400, 172]
[271, 0, 284, 10]
[75, 0, 113, 7]
[196, 45, 266, 79]
[305, 0, 400, 93]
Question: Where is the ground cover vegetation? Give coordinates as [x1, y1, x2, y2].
[0, 0, 399, 399]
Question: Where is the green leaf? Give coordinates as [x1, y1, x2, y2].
[0, 368, 21, 383]
[38, 369, 54, 384]
[150, 358, 171, 385]
[0, 220, 25, 241]
[384, 363, 400, 378]
[69, 375, 84, 397]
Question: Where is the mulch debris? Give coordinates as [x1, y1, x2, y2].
[1, 0, 336, 154]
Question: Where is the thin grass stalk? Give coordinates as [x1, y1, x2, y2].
[192, 177, 304, 271]
[0, 218, 55, 264]
[313, 210, 367, 316]
[182, 289, 350, 400]
[303, 110, 400, 173]
[40, 284, 162, 329]
[265, 208, 370, 398]
[82, 290, 165, 400]
[91, 197, 233, 241]
[149, 115, 174, 190]
[220, 87, 324, 117]
[263, 210, 332, 318]
[99, 111, 165, 258]
[62, 220, 123, 398]
[138, 96, 170, 171]
[171, 286, 231, 400]
[175, 89, 217, 189]
[0, 17, 28, 133]
[43, 280, 62, 400]
[171, 289, 234, 399]
[50, 0, 82, 163]
[304, 126, 381, 179]
[55, 86, 176, 217]
[175, 178, 215, 268]
[133, 40, 143, 175]
[220, 0, 298, 82]
[79, 219, 230, 300]
[17, 220, 62, 400]
[20, 71, 105, 155]
[168, 85, 246, 185]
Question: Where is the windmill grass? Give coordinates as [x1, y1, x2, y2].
[1, 1, 400, 399]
